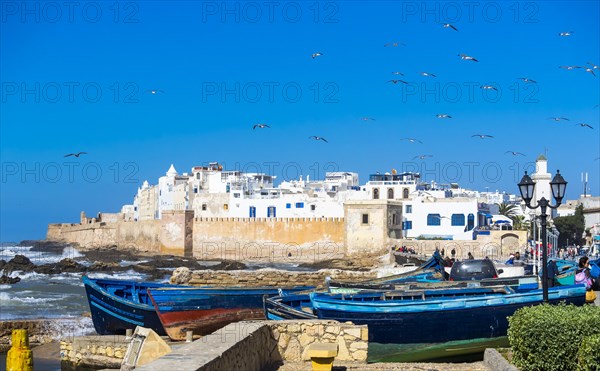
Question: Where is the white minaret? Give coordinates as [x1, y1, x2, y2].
[531, 155, 552, 214]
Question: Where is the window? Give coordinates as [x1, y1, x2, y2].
[467, 213, 475, 231]
[134, 206, 137, 211]
[310, 205, 316, 211]
[193, 187, 198, 194]
[451, 214, 465, 226]
[392, 213, 397, 225]
[223, 204, 228, 210]
[373, 188, 379, 200]
[286, 203, 291, 209]
[405, 205, 412, 214]
[201, 204, 207, 211]
[403, 188, 409, 199]
[233, 193, 240, 198]
[404, 221, 413, 230]
[427, 214, 441, 226]
[249, 206, 256, 218]
[387, 188, 394, 199]
[296, 202, 304, 208]
[362, 214, 369, 224]
[268, 206, 276, 218]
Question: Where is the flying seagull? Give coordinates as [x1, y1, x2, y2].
[401, 138, 423, 144]
[576, 123, 594, 129]
[311, 52, 323, 59]
[413, 155, 432, 160]
[518, 77, 537, 84]
[391, 71, 405, 76]
[547, 117, 570, 121]
[436, 114, 452, 119]
[387, 79, 408, 84]
[64, 152, 87, 158]
[360, 117, 376, 121]
[384, 41, 405, 47]
[583, 67, 596, 76]
[587, 62, 598, 69]
[459, 54, 478, 62]
[558, 31, 574, 37]
[420, 72, 437, 77]
[442, 23, 458, 31]
[472, 134, 494, 139]
[309, 136, 328, 143]
[559, 65, 581, 70]
[505, 151, 526, 156]
[147, 89, 165, 95]
[253, 124, 270, 129]
[480, 85, 498, 91]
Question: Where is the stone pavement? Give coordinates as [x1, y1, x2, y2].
[277, 362, 490, 370]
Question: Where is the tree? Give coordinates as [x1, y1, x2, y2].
[512, 215, 528, 231]
[498, 202, 518, 218]
[554, 205, 586, 247]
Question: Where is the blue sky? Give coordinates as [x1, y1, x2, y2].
[1, 1, 599, 241]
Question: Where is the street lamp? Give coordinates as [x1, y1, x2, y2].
[518, 170, 567, 302]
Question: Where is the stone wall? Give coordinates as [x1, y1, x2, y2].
[136, 320, 367, 371]
[0, 318, 93, 353]
[60, 335, 128, 370]
[270, 320, 368, 363]
[170, 267, 377, 287]
[192, 217, 346, 262]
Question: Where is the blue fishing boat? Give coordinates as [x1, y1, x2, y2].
[265, 284, 586, 344]
[148, 285, 314, 340]
[544, 258, 577, 286]
[82, 275, 186, 335]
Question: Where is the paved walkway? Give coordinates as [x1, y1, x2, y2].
[278, 362, 490, 370]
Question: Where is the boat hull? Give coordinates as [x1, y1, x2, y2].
[311, 286, 587, 344]
[149, 286, 313, 340]
[82, 276, 177, 336]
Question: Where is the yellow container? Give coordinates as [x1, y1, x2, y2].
[6, 329, 33, 371]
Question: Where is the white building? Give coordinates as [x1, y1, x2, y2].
[531, 155, 552, 214]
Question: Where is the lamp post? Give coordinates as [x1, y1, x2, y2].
[518, 170, 567, 303]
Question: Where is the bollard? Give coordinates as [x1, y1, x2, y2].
[6, 329, 33, 371]
[186, 330, 193, 343]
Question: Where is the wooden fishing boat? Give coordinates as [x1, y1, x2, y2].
[148, 285, 314, 340]
[82, 275, 186, 335]
[265, 284, 586, 344]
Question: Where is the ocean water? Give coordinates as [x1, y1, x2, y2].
[0, 244, 153, 322]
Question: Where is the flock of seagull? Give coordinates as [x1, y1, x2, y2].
[290, 23, 599, 162]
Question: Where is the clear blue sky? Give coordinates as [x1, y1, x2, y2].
[1, 1, 599, 241]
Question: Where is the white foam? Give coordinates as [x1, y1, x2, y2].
[0, 284, 11, 290]
[86, 269, 147, 281]
[0, 292, 63, 305]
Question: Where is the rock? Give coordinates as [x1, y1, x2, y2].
[349, 342, 368, 350]
[24, 240, 70, 253]
[352, 349, 368, 361]
[2, 255, 36, 274]
[34, 259, 87, 275]
[282, 338, 301, 362]
[336, 337, 350, 360]
[344, 327, 361, 339]
[170, 267, 192, 284]
[0, 275, 21, 284]
[210, 260, 247, 270]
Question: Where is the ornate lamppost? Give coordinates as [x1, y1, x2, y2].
[518, 170, 567, 302]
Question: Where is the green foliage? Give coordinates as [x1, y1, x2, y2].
[577, 334, 600, 371]
[498, 202, 519, 218]
[508, 303, 600, 371]
[554, 205, 586, 246]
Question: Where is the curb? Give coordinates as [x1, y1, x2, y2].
[484, 348, 518, 371]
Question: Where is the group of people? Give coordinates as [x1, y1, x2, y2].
[441, 249, 474, 267]
[547, 256, 597, 303]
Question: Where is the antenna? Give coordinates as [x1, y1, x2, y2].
[582, 172, 588, 197]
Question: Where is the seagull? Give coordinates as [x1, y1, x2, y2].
[311, 52, 323, 59]
[576, 123, 594, 129]
[147, 89, 165, 95]
[384, 41, 405, 47]
[505, 151, 526, 156]
[360, 117, 376, 121]
[558, 31, 574, 36]
[583, 67, 596, 76]
[401, 138, 422, 144]
[436, 114, 452, 119]
[518, 77, 537, 84]
[472, 134, 494, 139]
[559, 65, 581, 70]
[459, 54, 478, 62]
[587, 62, 598, 69]
[480, 85, 498, 91]
[387, 79, 408, 84]
[64, 152, 87, 158]
[442, 23, 458, 31]
[391, 71, 405, 76]
[420, 72, 437, 77]
[309, 136, 328, 143]
[253, 124, 270, 129]
[547, 117, 570, 121]
[413, 155, 432, 160]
